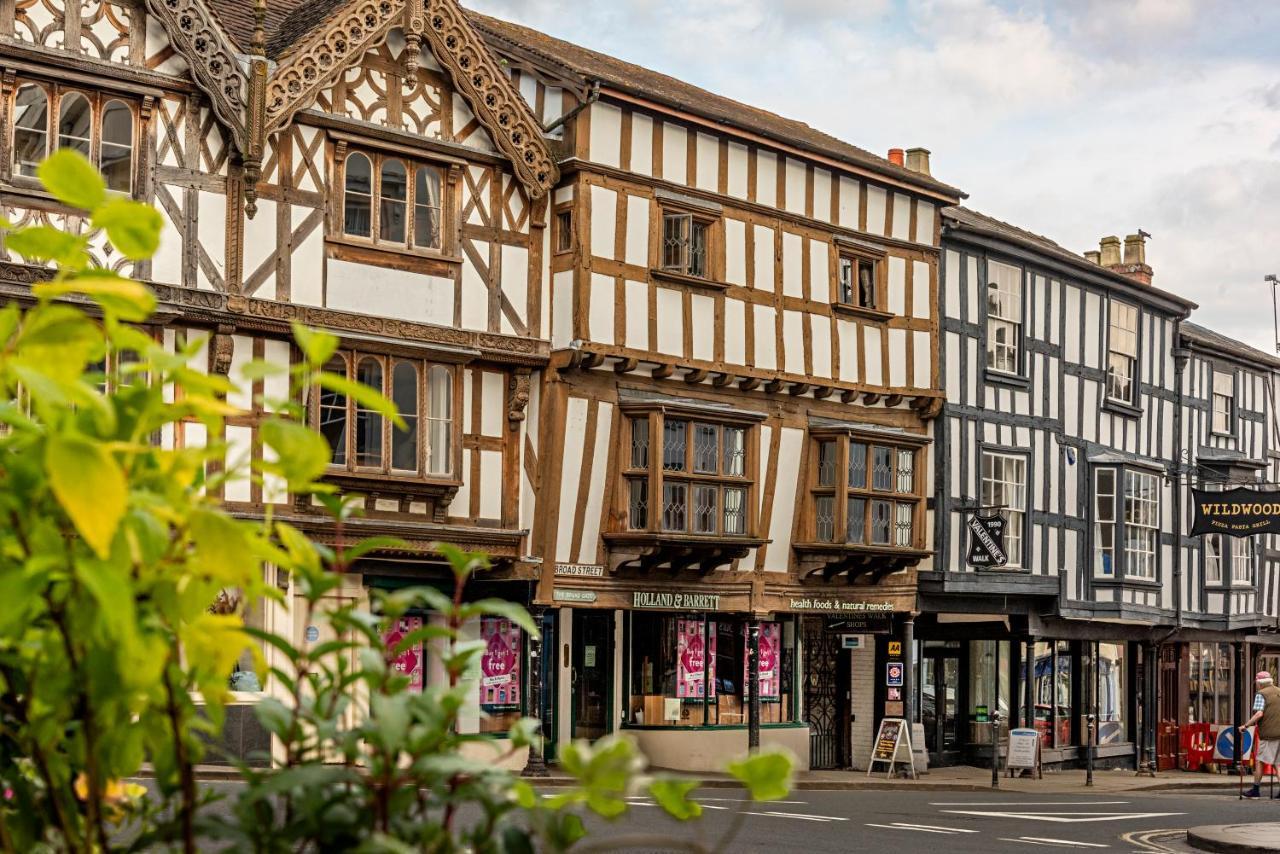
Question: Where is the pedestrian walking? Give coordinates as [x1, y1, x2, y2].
[1241, 671, 1280, 799]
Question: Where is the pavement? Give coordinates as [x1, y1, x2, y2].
[1188, 822, 1280, 854]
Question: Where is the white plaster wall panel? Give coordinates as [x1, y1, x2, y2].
[461, 243, 489, 330]
[480, 371, 505, 438]
[753, 305, 777, 370]
[590, 185, 617, 260]
[911, 260, 931, 319]
[661, 123, 687, 185]
[479, 449, 502, 519]
[810, 315, 832, 379]
[865, 185, 887, 236]
[196, 190, 227, 291]
[227, 335, 254, 412]
[915, 201, 935, 245]
[500, 244, 529, 334]
[589, 273, 615, 345]
[293, 127, 322, 192]
[223, 425, 252, 501]
[449, 448, 471, 517]
[624, 279, 649, 349]
[655, 287, 684, 356]
[944, 251, 961, 317]
[740, 423, 771, 574]
[837, 320, 859, 383]
[625, 195, 650, 268]
[1063, 373, 1079, 436]
[890, 193, 911, 241]
[555, 397, 588, 562]
[837, 177, 860, 229]
[290, 211, 325, 307]
[755, 151, 777, 207]
[782, 232, 803, 297]
[965, 338, 978, 404]
[462, 369, 474, 434]
[913, 331, 930, 389]
[808, 239, 828, 301]
[887, 328, 906, 387]
[763, 427, 804, 571]
[1083, 292, 1101, 368]
[726, 141, 749, 200]
[453, 98, 495, 152]
[724, 218, 747, 286]
[753, 225, 776, 291]
[724, 298, 746, 364]
[695, 133, 719, 192]
[630, 112, 653, 176]
[784, 158, 806, 215]
[589, 102, 623, 168]
[327, 260, 452, 325]
[812, 169, 832, 222]
[577, 402, 614, 563]
[551, 270, 574, 348]
[863, 327, 883, 386]
[887, 256, 906, 316]
[691, 294, 715, 361]
[966, 256, 979, 322]
[464, 168, 487, 227]
[553, 186, 574, 205]
[146, 19, 187, 75]
[945, 331, 961, 397]
[542, 87, 563, 129]
[783, 310, 804, 374]
[1082, 381, 1098, 443]
[152, 200, 183, 285]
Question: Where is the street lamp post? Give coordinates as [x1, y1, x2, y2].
[748, 620, 761, 752]
[521, 604, 549, 778]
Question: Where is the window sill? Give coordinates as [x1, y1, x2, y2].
[985, 368, 1030, 390]
[832, 302, 893, 322]
[650, 268, 729, 292]
[324, 469, 461, 499]
[1092, 574, 1160, 587]
[326, 236, 461, 265]
[1102, 398, 1143, 419]
[2, 179, 137, 210]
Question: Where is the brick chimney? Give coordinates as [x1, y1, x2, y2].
[888, 148, 905, 166]
[905, 147, 931, 176]
[1103, 232, 1153, 285]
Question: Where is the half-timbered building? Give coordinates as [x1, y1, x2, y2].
[0, 0, 563, 768]
[929, 206, 1280, 772]
[469, 13, 963, 772]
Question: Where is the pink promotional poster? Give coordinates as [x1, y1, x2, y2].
[676, 619, 717, 699]
[480, 617, 522, 710]
[381, 617, 424, 693]
[743, 621, 781, 701]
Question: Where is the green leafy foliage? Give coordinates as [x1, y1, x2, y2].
[726, 750, 795, 802]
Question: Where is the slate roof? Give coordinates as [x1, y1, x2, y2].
[943, 206, 1197, 313]
[1182, 322, 1280, 369]
[464, 10, 965, 201]
[206, 0, 347, 58]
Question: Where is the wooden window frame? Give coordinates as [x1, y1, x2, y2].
[7, 78, 139, 195]
[1211, 369, 1234, 437]
[1105, 300, 1140, 407]
[620, 404, 758, 539]
[314, 350, 461, 486]
[654, 203, 723, 287]
[806, 428, 926, 550]
[985, 260, 1024, 378]
[833, 246, 890, 321]
[980, 449, 1028, 569]
[333, 143, 453, 259]
[553, 203, 574, 255]
[1093, 464, 1161, 583]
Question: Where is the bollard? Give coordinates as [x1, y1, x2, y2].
[1085, 714, 1095, 787]
[991, 710, 1001, 789]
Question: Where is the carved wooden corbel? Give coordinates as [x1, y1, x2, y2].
[209, 325, 235, 375]
[507, 367, 531, 432]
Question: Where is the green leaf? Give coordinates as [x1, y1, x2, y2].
[259, 417, 331, 489]
[34, 271, 156, 321]
[37, 148, 105, 211]
[91, 197, 164, 260]
[237, 359, 287, 382]
[189, 509, 255, 587]
[292, 322, 339, 367]
[6, 226, 90, 268]
[648, 778, 702, 820]
[459, 599, 539, 639]
[45, 432, 126, 558]
[317, 373, 405, 430]
[726, 749, 793, 802]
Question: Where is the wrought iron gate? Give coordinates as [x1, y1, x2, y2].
[804, 617, 843, 769]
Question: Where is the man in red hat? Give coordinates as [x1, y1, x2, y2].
[1241, 671, 1280, 798]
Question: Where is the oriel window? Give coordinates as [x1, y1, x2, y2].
[809, 434, 921, 548]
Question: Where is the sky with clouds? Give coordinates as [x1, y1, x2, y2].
[470, 0, 1280, 353]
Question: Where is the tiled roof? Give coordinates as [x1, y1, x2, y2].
[465, 10, 965, 201]
[205, 0, 346, 58]
[1182, 322, 1280, 369]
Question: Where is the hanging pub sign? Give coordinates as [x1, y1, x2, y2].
[966, 511, 1008, 568]
[1191, 487, 1280, 537]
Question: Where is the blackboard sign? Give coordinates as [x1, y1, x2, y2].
[1191, 487, 1280, 537]
[867, 717, 916, 779]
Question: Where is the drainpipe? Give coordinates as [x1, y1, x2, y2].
[1172, 340, 1190, 633]
[543, 80, 601, 136]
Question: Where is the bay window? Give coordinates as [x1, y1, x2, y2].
[11, 81, 135, 192]
[808, 431, 923, 549]
[340, 148, 444, 252]
[317, 351, 456, 479]
[980, 450, 1026, 568]
[1093, 466, 1160, 580]
[1106, 301, 1139, 405]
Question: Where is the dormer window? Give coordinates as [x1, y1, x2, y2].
[10, 82, 135, 192]
[340, 149, 444, 253]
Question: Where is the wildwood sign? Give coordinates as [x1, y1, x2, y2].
[967, 512, 1009, 567]
[1191, 487, 1280, 537]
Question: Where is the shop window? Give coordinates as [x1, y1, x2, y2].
[1096, 643, 1126, 746]
[980, 450, 1026, 567]
[625, 412, 752, 537]
[381, 616, 427, 694]
[339, 148, 444, 252]
[1187, 643, 1234, 725]
[985, 260, 1022, 375]
[660, 208, 713, 279]
[809, 433, 922, 548]
[1211, 370, 1234, 436]
[1106, 301, 1139, 405]
[1093, 466, 1160, 581]
[836, 249, 883, 312]
[316, 352, 456, 478]
[1030, 640, 1073, 749]
[11, 81, 135, 192]
[626, 612, 795, 728]
[478, 616, 524, 734]
[968, 640, 1010, 746]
